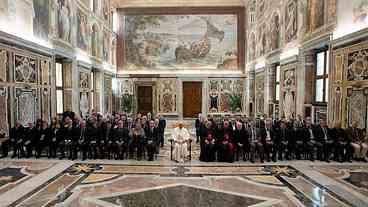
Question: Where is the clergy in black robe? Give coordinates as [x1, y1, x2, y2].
[217, 133, 235, 163]
[200, 133, 216, 162]
[199, 121, 215, 161]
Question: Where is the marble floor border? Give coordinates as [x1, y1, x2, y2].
[0, 160, 73, 207]
[2, 159, 368, 207]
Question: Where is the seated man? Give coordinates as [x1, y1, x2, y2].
[263, 119, 276, 162]
[314, 119, 334, 162]
[10, 121, 24, 158]
[0, 130, 9, 158]
[218, 133, 235, 163]
[348, 122, 367, 162]
[330, 122, 351, 162]
[200, 133, 216, 162]
[233, 121, 248, 161]
[146, 120, 159, 161]
[247, 120, 265, 163]
[171, 122, 191, 163]
[275, 121, 292, 161]
[301, 117, 317, 161]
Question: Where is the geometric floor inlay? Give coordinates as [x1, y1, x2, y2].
[97, 184, 279, 207]
[7, 163, 360, 207]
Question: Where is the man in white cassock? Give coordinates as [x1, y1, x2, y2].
[171, 122, 191, 163]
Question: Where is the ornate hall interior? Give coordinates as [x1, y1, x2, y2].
[0, 0, 368, 206]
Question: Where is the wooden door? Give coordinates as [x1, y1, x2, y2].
[137, 86, 153, 115]
[183, 82, 202, 118]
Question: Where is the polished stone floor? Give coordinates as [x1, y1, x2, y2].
[0, 158, 367, 207]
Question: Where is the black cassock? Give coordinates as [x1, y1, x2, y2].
[217, 135, 235, 163]
[200, 136, 216, 162]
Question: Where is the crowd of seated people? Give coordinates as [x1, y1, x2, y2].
[196, 114, 368, 163]
[0, 111, 166, 161]
[1, 111, 367, 164]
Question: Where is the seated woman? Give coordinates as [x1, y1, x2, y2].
[200, 133, 216, 162]
[217, 133, 235, 163]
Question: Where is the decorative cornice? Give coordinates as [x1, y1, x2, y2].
[0, 31, 53, 57]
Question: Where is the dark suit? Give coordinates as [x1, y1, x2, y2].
[195, 118, 201, 143]
[85, 125, 99, 159]
[35, 127, 52, 158]
[49, 127, 60, 158]
[159, 118, 166, 147]
[0, 132, 9, 157]
[145, 127, 159, 161]
[233, 128, 249, 161]
[300, 126, 318, 160]
[263, 127, 276, 162]
[112, 127, 130, 160]
[59, 124, 80, 159]
[9, 126, 24, 158]
[314, 126, 334, 161]
[275, 127, 292, 160]
[24, 127, 37, 158]
[247, 127, 265, 163]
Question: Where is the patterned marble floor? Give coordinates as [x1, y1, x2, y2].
[0, 159, 367, 207]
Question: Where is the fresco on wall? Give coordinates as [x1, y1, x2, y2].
[123, 15, 238, 70]
[57, 0, 72, 43]
[91, 24, 99, 57]
[353, 0, 368, 24]
[103, 30, 110, 62]
[80, 92, 89, 118]
[282, 69, 296, 120]
[33, 0, 49, 40]
[335, 0, 368, 39]
[208, 79, 244, 113]
[102, 0, 109, 21]
[285, 0, 297, 43]
[0, 0, 34, 37]
[77, 9, 89, 51]
[0, 87, 8, 136]
[0, 49, 7, 82]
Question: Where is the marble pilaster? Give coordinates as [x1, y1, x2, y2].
[265, 63, 276, 117]
[246, 68, 256, 117]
